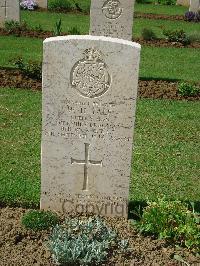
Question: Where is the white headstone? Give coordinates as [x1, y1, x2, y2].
[37, 0, 47, 9]
[41, 35, 141, 218]
[189, 0, 200, 11]
[90, 0, 135, 41]
[176, 0, 190, 6]
[0, 0, 20, 27]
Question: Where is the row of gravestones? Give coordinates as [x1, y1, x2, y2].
[0, 0, 200, 28]
[0, 0, 199, 219]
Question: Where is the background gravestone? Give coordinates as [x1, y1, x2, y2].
[41, 35, 141, 218]
[176, 0, 190, 6]
[90, 0, 135, 41]
[0, 0, 20, 27]
[189, 0, 200, 11]
[37, 0, 47, 8]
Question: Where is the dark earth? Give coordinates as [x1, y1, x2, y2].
[0, 207, 199, 266]
[0, 68, 199, 101]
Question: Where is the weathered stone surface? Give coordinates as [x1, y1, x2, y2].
[176, 0, 190, 7]
[0, 0, 20, 27]
[90, 0, 135, 41]
[37, 0, 47, 8]
[189, 0, 200, 12]
[41, 35, 141, 218]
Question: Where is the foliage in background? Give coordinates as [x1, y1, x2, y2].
[178, 82, 200, 96]
[163, 29, 190, 45]
[48, 0, 89, 13]
[185, 11, 200, 22]
[133, 198, 200, 253]
[48, 217, 130, 265]
[20, 0, 38, 10]
[68, 26, 81, 35]
[12, 56, 42, 80]
[155, 0, 176, 5]
[188, 31, 200, 43]
[49, 0, 73, 11]
[4, 20, 28, 35]
[22, 210, 59, 231]
[53, 18, 62, 36]
[141, 28, 157, 40]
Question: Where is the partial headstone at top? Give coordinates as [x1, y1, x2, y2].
[189, 0, 200, 12]
[41, 35, 141, 218]
[90, 0, 135, 41]
[0, 0, 20, 27]
[37, 0, 47, 8]
[176, 0, 190, 7]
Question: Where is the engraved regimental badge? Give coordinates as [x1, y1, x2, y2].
[71, 48, 111, 98]
[102, 0, 123, 19]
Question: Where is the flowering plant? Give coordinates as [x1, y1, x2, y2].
[20, 0, 38, 10]
[185, 11, 200, 22]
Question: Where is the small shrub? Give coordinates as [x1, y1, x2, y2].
[68, 26, 81, 35]
[178, 82, 200, 96]
[34, 24, 43, 32]
[141, 28, 157, 40]
[53, 18, 62, 36]
[163, 29, 191, 45]
[155, 0, 176, 5]
[12, 57, 42, 80]
[134, 198, 200, 253]
[4, 20, 28, 34]
[49, 0, 73, 11]
[188, 31, 200, 43]
[185, 11, 200, 22]
[20, 0, 38, 10]
[48, 217, 130, 265]
[22, 210, 59, 231]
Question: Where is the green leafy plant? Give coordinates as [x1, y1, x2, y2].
[178, 82, 200, 96]
[22, 210, 59, 231]
[188, 31, 200, 43]
[155, 0, 176, 5]
[141, 28, 157, 40]
[49, 0, 73, 11]
[4, 20, 28, 35]
[68, 26, 81, 35]
[133, 198, 200, 253]
[48, 217, 129, 265]
[163, 29, 191, 45]
[54, 18, 62, 36]
[12, 56, 42, 80]
[33, 24, 43, 32]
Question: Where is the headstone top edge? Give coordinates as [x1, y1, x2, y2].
[43, 35, 141, 50]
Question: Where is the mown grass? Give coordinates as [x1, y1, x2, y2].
[131, 99, 200, 202]
[0, 88, 199, 207]
[0, 35, 200, 82]
[20, 10, 200, 39]
[135, 3, 188, 15]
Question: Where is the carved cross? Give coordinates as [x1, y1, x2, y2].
[71, 143, 102, 191]
[1, 0, 9, 18]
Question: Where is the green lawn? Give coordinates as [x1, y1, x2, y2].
[135, 3, 188, 15]
[21, 10, 200, 39]
[0, 88, 199, 207]
[0, 35, 200, 82]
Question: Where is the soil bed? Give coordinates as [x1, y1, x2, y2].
[134, 12, 185, 21]
[0, 207, 199, 266]
[1, 28, 199, 49]
[0, 69, 199, 101]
